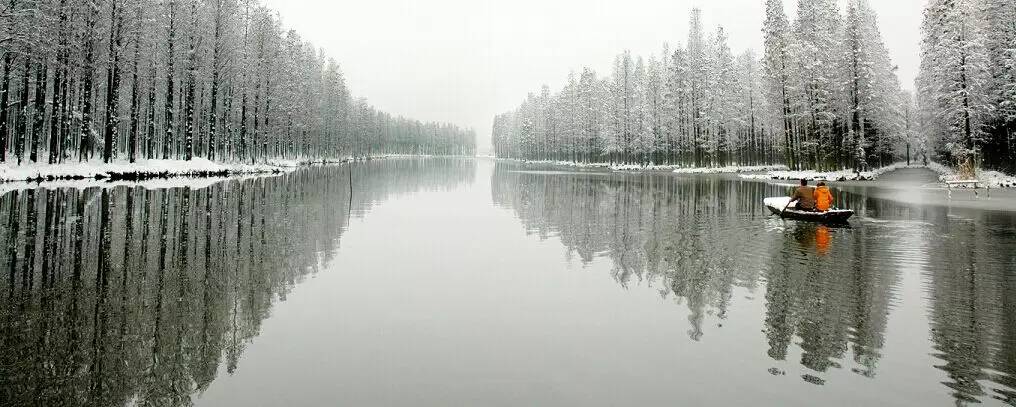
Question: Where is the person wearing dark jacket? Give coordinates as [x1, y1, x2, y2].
[789, 179, 816, 211]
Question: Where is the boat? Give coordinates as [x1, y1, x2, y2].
[764, 197, 854, 223]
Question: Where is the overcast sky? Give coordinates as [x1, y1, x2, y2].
[264, 0, 926, 152]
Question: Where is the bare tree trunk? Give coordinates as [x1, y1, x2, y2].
[207, 0, 225, 162]
[30, 60, 47, 163]
[15, 57, 30, 164]
[263, 62, 272, 161]
[58, 62, 73, 163]
[183, 0, 198, 160]
[80, 0, 99, 162]
[0, 53, 14, 162]
[127, 4, 143, 163]
[49, 4, 67, 165]
[163, 0, 177, 159]
[251, 78, 260, 164]
[239, 92, 247, 162]
[103, 0, 124, 163]
[145, 57, 157, 160]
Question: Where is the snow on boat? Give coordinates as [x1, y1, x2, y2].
[764, 197, 854, 224]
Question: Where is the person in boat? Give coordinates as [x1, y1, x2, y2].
[814, 181, 834, 212]
[789, 179, 816, 211]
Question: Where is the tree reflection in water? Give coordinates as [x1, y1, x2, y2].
[2, 159, 1015, 406]
[0, 158, 475, 407]
[491, 161, 1016, 404]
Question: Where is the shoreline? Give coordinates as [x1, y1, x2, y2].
[739, 167, 1016, 212]
[1, 157, 300, 184]
[495, 158, 789, 173]
[0, 154, 460, 183]
[495, 158, 1016, 189]
[0, 154, 454, 192]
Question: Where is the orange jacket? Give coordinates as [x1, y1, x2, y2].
[814, 186, 834, 212]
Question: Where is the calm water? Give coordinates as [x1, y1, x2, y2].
[1, 158, 1015, 406]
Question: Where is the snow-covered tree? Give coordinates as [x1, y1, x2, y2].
[917, 0, 992, 168]
[762, 0, 796, 168]
[0, 0, 475, 166]
[793, 0, 841, 170]
[841, 0, 906, 169]
[982, 0, 1016, 172]
[493, 4, 911, 170]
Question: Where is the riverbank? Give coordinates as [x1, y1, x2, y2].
[0, 158, 296, 183]
[496, 158, 789, 173]
[496, 157, 1016, 191]
[738, 162, 1016, 189]
[0, 154, 451, 184]
[748, 167, 1016, 212]
[0, 173, 288, 196]
[737, 162, 949, 182]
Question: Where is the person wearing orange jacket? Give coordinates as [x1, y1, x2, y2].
[814, 181, 834, 212]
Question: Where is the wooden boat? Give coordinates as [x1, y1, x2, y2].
[764, 197, 854, 223]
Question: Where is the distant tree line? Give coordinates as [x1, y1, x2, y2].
[917, 0, 1016, 174]
[492, 1, 918, 171]
[0, 0, 476, 166]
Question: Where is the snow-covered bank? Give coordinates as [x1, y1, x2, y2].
[0, 154, 470, 193]
[0, 153, 447, 184]
[0, 156, 408, 194]
[0, 173, 288, 196]
[918, 160, 1016, 188]
[737, 161, 1016, 188]
[673, 164, 789, 174]
[738, 162, 931, 182]
[498, 158, 1016, 188]
[0, 158, 293, 183]
[942, 169, 1016, 189]
[499, 158, 788, 173]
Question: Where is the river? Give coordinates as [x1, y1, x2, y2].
[1, 158, 1014, 406]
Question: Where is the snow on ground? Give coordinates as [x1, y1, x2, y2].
[738, 161, 1016, 188]
[0, 157, 293, 183]
[498, 159, 641, 171]
[2, 176, 224, 195]
[741, 162, 944, 182]
[0, 152, 437, 184]
[501, 158, 788, 173]
[673, 165, 789, 174]
[0, 171, 296, 196]
[950, 170, 1016, 189]
[921, 161, 1016, 188]
[0, 154, 452, 193]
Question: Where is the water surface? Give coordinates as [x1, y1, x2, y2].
[1, 158, 1014, 406]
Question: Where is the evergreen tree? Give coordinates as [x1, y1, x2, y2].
[762, 0, 797, 169]
[917, 0, 992, 169]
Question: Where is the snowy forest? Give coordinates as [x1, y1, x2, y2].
[492, 0, 1015, 174]
[0, 0, 476, 167]
[917, 0, 1016, 174]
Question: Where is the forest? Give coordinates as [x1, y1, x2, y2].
[917, 0, 1016, 174]
[492, 0, 1015, 174]
[0, 0, 476, 167]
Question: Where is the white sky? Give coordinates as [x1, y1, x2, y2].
[265, 0, 926, 152]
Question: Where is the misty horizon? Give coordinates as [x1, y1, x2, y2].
[264, 0, 925, 151]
